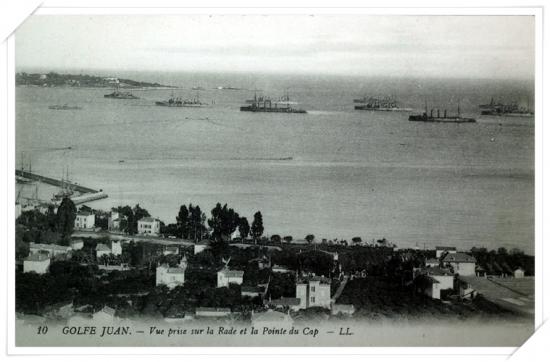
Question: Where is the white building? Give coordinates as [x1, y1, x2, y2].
[435, 246, 457, 258]
[96, 243, 111, 259]
[163, 246, 179, 256]
[108, 211, 121, 231]
[75, 211, 95, 230]
[137, 217, 161, 236]
[29, 242, 71, 257]
[442, 252, 477, 276]
[416, 267, 455, 300]
[156, 257, 187, 289]
[425, 258, 440, 268]
[296, 276, 332, 310]
[514, 268, 525, 278]
[111, 240, 122, 256]
[23, 253, 51, 274]
[70, 239, 84, 250]
[194, 241, 209, 255]
[217, 268, 244, 288]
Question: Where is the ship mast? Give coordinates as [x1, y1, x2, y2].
[424, 98, 428, 116]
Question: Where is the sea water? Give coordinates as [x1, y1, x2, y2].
[15, 73, 534, 253]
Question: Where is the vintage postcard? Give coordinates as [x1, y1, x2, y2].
[11, 9, 538, 348]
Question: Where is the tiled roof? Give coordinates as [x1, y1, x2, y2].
[219, 268, 244, 278]
[426, 267, 454, 276]
[96, 244, 111, 252]
[139, 217, 158, 223]
[443, 252, 476, 263]
[436, 246, 457, 251]
[25, 253, 50, 262]
[30, 243, 71, 251]
[158, 264, 185, 274]
[77, 211, 93, 216]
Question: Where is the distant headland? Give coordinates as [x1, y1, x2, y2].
[15, 72, 175, 89]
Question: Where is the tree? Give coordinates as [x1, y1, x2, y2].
[305, 234, 315, 244]
[116, 205, 134, 234]
[208, 203, 240, 241]
[283, 236, 293, 243]
[45, 205, 57, 232]
[270, 234, 281, 243]
[188, 204, 205, 241]
[133, 204, 150, 221]
[238, 217, 250, 240]
[250, 211, 264, 243]
[176, 205, 189, 239]
[56, 197, 76, 242]
[352, 237, 362, 245]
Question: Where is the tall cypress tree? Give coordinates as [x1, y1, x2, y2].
[176, 205, 189, 238]
[56, 197, 76, 242]
[251, 211, 264, 243]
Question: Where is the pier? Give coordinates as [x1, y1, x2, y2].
[15, 169, 108, 205]
[16, 169, 98, 193]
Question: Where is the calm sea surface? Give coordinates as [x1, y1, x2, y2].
[16, 73, 534, 253]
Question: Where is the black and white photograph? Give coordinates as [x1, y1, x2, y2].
[8, 7, 541, 349]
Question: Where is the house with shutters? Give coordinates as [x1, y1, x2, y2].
[295, 275, 332, 310]
[442, 252, 477, 276]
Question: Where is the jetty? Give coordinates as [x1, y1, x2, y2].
[15, 169, 108, 204]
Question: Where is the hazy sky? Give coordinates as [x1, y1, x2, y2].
[15, 15, 535, 79]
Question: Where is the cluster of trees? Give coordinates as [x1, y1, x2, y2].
[470, 247, 534, 276]
[173, 204, 207, 241]
[15, 198, 77, 258]
[206, 203, 264, 243]
[163, 203, 265, 245]
[112, 204, 150, 235]
[16, 260, 98, 314]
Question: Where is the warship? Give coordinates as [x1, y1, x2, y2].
[479, 98, 533, 117]
[240, 92, 307, 113]
[409, 101, 476, 123]
[155, 92, 208, 107]
[354, 96, 412, 112]
[104, 83, 139, 99]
